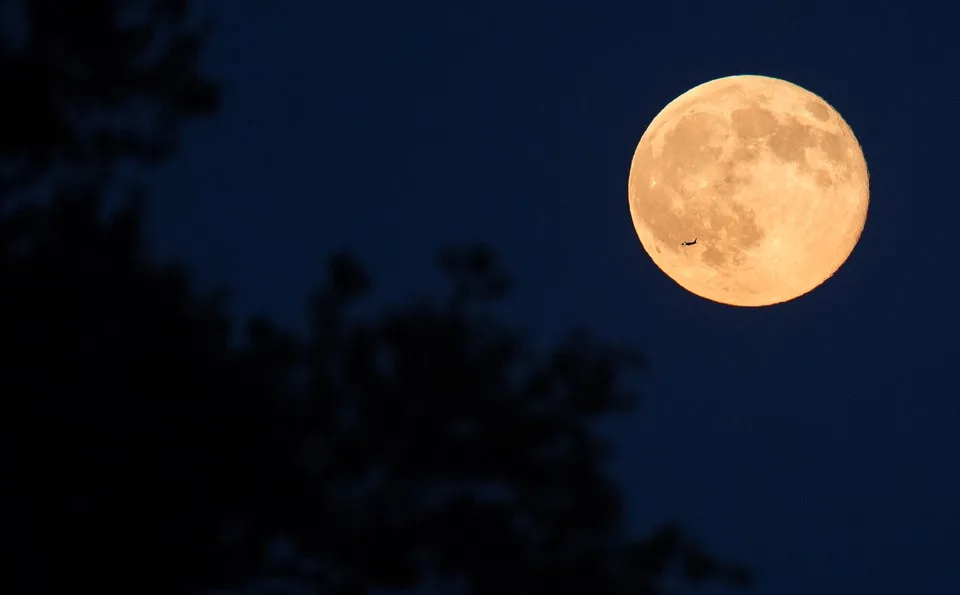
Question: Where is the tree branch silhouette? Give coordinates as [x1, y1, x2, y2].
[0, 0, 219, 199]
[0, 2, 753, 594]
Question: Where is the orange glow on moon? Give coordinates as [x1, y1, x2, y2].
[628, 75, 869, 307]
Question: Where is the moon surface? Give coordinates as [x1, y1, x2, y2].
[628, 75, 869, 307]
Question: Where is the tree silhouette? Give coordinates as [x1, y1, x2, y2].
[0, 0, 219, 198]
[0, 2, 753, 594]
[1, 205, 751, 593]
[278, 245, 753, 595]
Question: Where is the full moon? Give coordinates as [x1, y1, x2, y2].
[628, 75, 869, 307]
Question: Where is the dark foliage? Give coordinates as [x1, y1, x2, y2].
[0, 203, 750, 593]
[0, 0, 219, 197]
[0, 2, 752, 594]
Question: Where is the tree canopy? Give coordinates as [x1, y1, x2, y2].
[0, 2, 752, 594]
[0, 0, 218, 198]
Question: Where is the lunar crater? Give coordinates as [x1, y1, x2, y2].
[805, 100, 830, 121]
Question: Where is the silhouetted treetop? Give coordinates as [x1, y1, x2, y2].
[1, 189, 281, 594]
[0, 0, 219, 197]
[263, 245, 753, 595]
[2, 205, 752, 594]
[1, 1, 752, 592]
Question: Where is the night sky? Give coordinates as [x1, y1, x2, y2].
[144, 1, 959, 593]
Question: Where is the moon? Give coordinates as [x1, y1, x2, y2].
[628, 75, 869, 307]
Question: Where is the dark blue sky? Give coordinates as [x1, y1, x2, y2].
[145, 1, 959, 593]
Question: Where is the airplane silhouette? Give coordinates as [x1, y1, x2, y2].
[681, 238, 698, 246]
